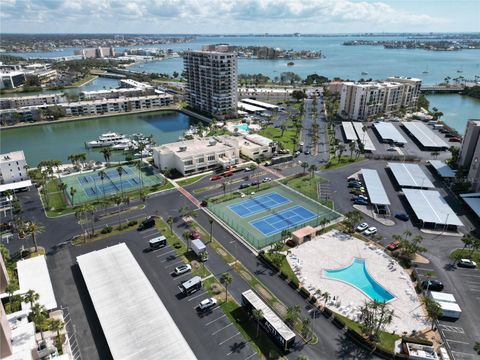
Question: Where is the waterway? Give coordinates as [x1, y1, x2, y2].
[0, 111, 199, 165]
[426, 94, 480, 134]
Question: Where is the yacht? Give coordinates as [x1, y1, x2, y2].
[111, 139, 134, 150]
[423, 65, 429, 74]
[361, 72, 368, 75]
[86, 132, 126, 148]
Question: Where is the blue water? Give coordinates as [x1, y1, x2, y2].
[325, 258, 395, 302]
[234, 124, 251, 132]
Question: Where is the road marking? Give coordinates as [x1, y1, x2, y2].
[212, 322, 233, 335]
[446, 339, 470, 345]
[205, 314, 226, 326]
[451, 351, 478, 359]
[149, 246, 170, 253]
[187, 291, 207, 302]
[244, 353, 257, 360]
[218, 332, 240, 345]
[439, 325, 464, 334]
[469, 289, 480, 292]
[141, 228, 157, 234]
[156, 249, 176, 258]
[462, 274, 480, 278]
[173, 272, 192, 280]
[164, 260, 184, 269]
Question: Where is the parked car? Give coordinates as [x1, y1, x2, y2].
[304, 150, 311, 155]
[350, 188, 366, 194]
[244, 167, 252, 172]
[174, 264, 192, 276]
[387, 147, 396, 152]
[223, 172, 233, 177]
[262, 177, 272, 182]
[386, 240, 401, 251]
[394, 213, 410, 221]
[137, 216, 155, 231]
[354, 198, 369, 205]
[352, 195, 368, 202]
[348, 181, 363, 188]
[190, 230, 201, 239]
[211, 175, 222, 181]
[347, 177, 358, 182]
[457, 259, 477, 268]
[250, 181, 260, 186]
[356, 223, 369, 232]
[363, 227, 377, 236]
[197, 297, 217, 311]
[421, 279, 444, 291]
[444, 133, 455, 138]
[351, 183, 364, 189]
[239, 183, 250, 189]
[449, 137, 462, 142]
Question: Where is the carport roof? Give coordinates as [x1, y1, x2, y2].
[427, 160, 456, 178]
[460, 193, 480, 217]
[402, 121, 449, 148]
[388, 162, 435, 188]
[352, 122, 376, 151]
[374, 122, 407, 144]
[342, 122, 358, 141]
[403, 189, 463, 226]
[361, 169, 390, 205]
[77, 243, 197, 360]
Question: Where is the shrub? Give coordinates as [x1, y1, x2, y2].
[210, 283, 222, 295]
[173, 242, 182, 249]
[101, 226, 113, 234]
[127, 220, 138, 227]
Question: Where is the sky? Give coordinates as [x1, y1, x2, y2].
[0, 0, 479, 34]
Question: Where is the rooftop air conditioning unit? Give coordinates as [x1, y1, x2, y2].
[179, 146, 187, 152]
[209, 139, 217, 146]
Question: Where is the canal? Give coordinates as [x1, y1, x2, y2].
[0, 111, 200, 166]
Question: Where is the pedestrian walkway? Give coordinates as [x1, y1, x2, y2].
[174, 182, 201, 207]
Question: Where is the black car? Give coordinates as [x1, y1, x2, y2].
[394, 213, 410, 221]
[347, 182, 363, 188]
[250, 181, 260, 186]
[421, 280, 444, 292]
[138, 216, 155, 231]
[239, 183, 250, 189]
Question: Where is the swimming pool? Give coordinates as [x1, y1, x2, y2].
[234, 124, 251, 132]
[324, 258, 395, 302]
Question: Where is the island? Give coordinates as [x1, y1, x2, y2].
[343, 39, 480, 51]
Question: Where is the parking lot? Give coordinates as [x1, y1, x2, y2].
[48, 228, 259, 360]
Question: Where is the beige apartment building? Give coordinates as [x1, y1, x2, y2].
[184, 45, 238, 118]
[338, 77, 421, 121]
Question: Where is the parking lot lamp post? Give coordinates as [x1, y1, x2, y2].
[443, 214, 450, 232]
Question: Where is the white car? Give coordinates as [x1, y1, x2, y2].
[457, 259, 477, 268]
[356, 223, 369, 232]
[197, 298, 217, 311]
[174, 264, 192, 276]
[363, 227, 377, 236]
[244, 167, 252, 172]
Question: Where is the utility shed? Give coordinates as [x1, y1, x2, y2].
[77, 243, 197, 360]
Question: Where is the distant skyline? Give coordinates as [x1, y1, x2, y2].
[1, 0, 479, 34]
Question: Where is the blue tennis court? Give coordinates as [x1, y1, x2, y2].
[250, 205, 317, 236]
[229, 192, 290, 218]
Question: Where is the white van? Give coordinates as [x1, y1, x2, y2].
[149, 235, 167, 249]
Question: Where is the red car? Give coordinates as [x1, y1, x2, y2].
[190, 230, 201, 239]
[449, 137, 462, 142]
[386, 240, 400, 251]
[210, 175, 222, 181]
[223, 172, 233, 177]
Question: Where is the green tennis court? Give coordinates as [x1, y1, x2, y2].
[208, 182, 342, 249]
[61, 165, 164, 204]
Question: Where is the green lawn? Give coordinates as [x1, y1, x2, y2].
[259, 126, 299, 153]
[284, 174, 333, 208]
[450, 248, 480, 264]
[176, 174, 208, 186]
[67, 74, 97, 88]
[263, 252, 299, 286]
[321, 156, 365, 170]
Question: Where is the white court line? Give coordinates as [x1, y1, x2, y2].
[165, 260, 184, 269]
[205, 314, 226, 326]
[187, 291, 207, 302]
[212, 322, 234, 335]
[156, 249, 176, 258]
[218, 332, 240, 345]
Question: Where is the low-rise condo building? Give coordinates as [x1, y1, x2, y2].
[0, 150, 28, 184]
[0, 93, 66, 109]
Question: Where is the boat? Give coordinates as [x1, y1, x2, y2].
[86, 132, 127, 148]
[422, 65, 429, 74]
[111, 139, 134, 150]
[134, 149, 152, 158]
[457, 69, 463, 73]
[361, 72, 368, 75]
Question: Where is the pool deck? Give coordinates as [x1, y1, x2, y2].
[287, 230, 428, 334]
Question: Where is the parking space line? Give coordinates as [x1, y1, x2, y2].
[141, 228, 157, 235]
[212, 323, 233, 335]
[462, 274, 480, 278]
[149, 246, 170, 254]
[219, 332, 240, 345]
[164, 260, 184, 269]
[446, 339, 470, 345]
[173, 272, 192, 280]
[469, 289, 480, 292]
[451, 350, 478, 358]
[439, 325, 464, 333]
[244, 353, 257, 360]
[205, 314, 226, 326]
[187, 291, 207, 302]
[162, 256, 178, 263]
[156, 249, 176, 258]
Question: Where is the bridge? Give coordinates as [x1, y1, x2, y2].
[420, 84, 465, 93]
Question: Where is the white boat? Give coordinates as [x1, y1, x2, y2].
[134, 149, 152, 158]
[86, 132, 126, 148]
[112, 139, 133, 150]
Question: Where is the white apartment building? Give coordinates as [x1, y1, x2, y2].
[81, 87, 145, 100]
[459, 119, 480, 192]
[0, 93, 66, 109]
[338, 77, 422, 121]
[153, 137, 239, 176]
[223, 134, 276, 160]
[184, 45, 238, 118]
[0, 151, 28, 184]
[0, 71, 26, 89]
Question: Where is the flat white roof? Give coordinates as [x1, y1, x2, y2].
[17, 255, 57, 311]
[361, 169, 390, 205]
[427, 160, 456, 178]
[388, 162, 435, 188]
[352, 122, 376, 151]
[244, 134, 272, 146]
[241, 98, 279, 109]
[237, 102, 266, 112]
[437, 300, 462, 313]
[5, 312, 37, 360]
[77, 243, 197, 360]
[373, 122, 407, 144]
[242, 289, 295, 342]
[342, 122, 358, 142]
[402, 121, 449, 148]
[403, 189, 463, 226]
[0, 180, 32, 193]
[429, 291, 456, 303]
[1, 150, 25, 163]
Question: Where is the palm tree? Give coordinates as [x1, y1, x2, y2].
[48, 318, 64, 349]
[280, 123, 287, 137]
[209, 218, 214, 243]
[424, 297, 442, 330]
[117, 166, 124, 195]
[424, 271, 434, 292]
[135, 161, 144, 196]
[31, 303, 48, 340]
[98, 170, 107, 201]
[113, 195, 122, 227]
[301, 162, 309, 174]
[349, 141, 356, 159]
[321, 291, 331, 309]
[5, 282, 18, 313]
[67, 154, 78, 166]
[101, 148, 112, 165]
[220, 272, 233, 302]
[430, 151, 440, 160]
[183, 230, 192, 250]
[69, 187, 77, 206]
[286, 304, 301, 327]
[252, 309, 263, 338]
[167, 216, 174, 234]
[222, 181, 228, 196]
[308, 164, 317, 179]
[26, 221, 44, 253]
[23, 289, 39, 309]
